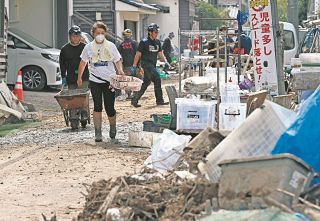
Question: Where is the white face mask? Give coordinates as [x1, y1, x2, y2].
[95, 34, 105, 43]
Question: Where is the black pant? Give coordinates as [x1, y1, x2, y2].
[89, 81, 116, 117]
[164, 51, 172, 64]
[132, 63, 164, 104]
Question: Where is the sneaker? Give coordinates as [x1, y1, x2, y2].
[156, 101, 169, 106]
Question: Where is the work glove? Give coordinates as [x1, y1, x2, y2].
[62, 77, 67, 86]
[130, 66, 137, 76]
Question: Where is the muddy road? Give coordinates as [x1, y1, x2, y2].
[0, 82, 173, 220]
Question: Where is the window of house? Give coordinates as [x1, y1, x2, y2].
[283, 30, 295, 50]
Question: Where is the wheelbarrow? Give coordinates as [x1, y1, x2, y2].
[54, 88, 90, 130]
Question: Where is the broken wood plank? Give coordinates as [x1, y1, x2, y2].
[97, 185, 121, 215]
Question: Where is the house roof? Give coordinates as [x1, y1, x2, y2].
[117, 0, 159, 11]
[149, 4, 170, 13]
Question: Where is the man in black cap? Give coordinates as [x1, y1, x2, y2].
[130, 23, 169, 107]
[60, 25, 89, 89]
[59, 25, 89, 129]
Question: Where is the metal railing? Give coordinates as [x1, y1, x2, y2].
[73, 11, 123, 43]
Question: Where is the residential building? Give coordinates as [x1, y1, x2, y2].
[8, 0, 72, 49]
[144, 0, 179, 46]
[115, 0, 158, 42]
[179, 0, 198, 50]
[72, 0, 118, 42]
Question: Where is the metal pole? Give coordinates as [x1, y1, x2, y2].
[216, 28, 220, 130]
[237, 17, 241, 84]
[178, 28, 182, 97]
[271, 0, 285, 95]
[225, 29, 228, 83]
[237, 0, 242, 84]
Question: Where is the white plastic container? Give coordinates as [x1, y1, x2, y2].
[175, 98, 217, 131]
[219, 103, 247, 131]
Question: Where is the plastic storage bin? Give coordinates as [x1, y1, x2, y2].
[218, 154, 313, 210]
[175, 98, 217, 131]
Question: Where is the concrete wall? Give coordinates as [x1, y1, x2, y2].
[9, 0, 55, 47]
[146, 0, 179, 47]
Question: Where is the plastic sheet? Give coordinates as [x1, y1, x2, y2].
[144, 129, 192, 173]
[272, 88, 320, 184]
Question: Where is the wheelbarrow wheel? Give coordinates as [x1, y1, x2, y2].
[81, 120, 87, 129]
[70, 119, 79, 130]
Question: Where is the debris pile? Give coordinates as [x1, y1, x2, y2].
[75, 94, 320, 221]
[77, 175, 218, 221]
[77, 128, 225, 221]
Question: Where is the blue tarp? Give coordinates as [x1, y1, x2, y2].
[272, 88, 320, 184]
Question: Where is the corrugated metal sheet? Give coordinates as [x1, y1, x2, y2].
[73, 0, 115, 35]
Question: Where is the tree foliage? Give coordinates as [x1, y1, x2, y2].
[196, 2, 224, 30]
[277, 0, 309, 24]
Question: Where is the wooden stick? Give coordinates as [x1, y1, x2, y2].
[277, 188, 320, 211]
[204, 41, 238, 54]
[98, 185, 121, 215]
[264, 196, 294, 213]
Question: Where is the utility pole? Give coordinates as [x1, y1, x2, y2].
[271, 0, 286, 95]
[287, 0, 299, 42]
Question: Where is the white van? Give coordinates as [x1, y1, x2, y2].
[7, 28, 62, 91]
[282, 22, 299, 68]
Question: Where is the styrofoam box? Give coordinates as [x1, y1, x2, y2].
[175, 98, 217, 130]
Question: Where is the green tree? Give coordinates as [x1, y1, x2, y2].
[277, 0, 309, 24]
[196, 2, 224, 30]
[277, 0, 288, 21]
[298, 0, 308, 22]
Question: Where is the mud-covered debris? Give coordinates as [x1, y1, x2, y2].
[77, 175, 218, 221]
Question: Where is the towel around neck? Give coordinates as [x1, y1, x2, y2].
[92, 39, 113, 63]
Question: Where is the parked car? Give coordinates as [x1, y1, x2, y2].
[7, 28, 61, 91]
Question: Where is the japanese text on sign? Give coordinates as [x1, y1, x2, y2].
[249, 0, 278, 94]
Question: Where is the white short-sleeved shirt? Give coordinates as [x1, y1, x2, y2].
[80, 40, 122, 83]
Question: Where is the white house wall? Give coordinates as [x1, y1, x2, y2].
[147, 0, 179, 47]
[9, 0, 54, 47]
[116, 11, 141, 41]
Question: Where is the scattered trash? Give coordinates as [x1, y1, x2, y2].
[128, 130, 161, 148]
[205, 100, 296, 182]
[144, 129, 191, 173]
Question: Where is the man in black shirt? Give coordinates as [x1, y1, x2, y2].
[59, 25, 90, 129]
[162, 32, 174, 64]
[59, 25, 89, 89]
[130, 23, 169, 107]
[118, 29, 137, 99]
